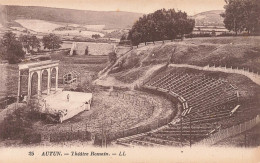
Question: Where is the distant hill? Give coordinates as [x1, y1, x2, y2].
[0, 5, 144, 29]
[192, 10, 225, 26]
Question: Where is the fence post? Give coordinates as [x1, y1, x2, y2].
[226, 128, 229, 137]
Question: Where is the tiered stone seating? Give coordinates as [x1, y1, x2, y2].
[134, 135, 190, 146]
[117, 70, 240, 147]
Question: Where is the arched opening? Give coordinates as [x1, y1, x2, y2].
[31, 72, 38, 96]
[51, 68, 57, 91]
[41, 70, 48, 94]
[20, 70, 29, 97]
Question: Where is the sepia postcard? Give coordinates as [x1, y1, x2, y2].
[0, 0, 259, 162]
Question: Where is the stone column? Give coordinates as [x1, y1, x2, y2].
[47, 68, 51, 94]
[27, 72, 32, 101]
[37, 71, 42, 96]
[17, 70, 21, 103]
[55, 67, 59, 91]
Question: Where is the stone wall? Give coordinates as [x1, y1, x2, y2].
[0, 64, 19, 99]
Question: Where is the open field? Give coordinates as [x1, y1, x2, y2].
[15, 19, 61, 33]
[53, 30, 104, 37]
[15, 19, 105, 37]
[84, 25, 105, 31]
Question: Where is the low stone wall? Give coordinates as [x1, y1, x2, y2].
[196, 114, 260, 146]
[70, 42, 115, 56]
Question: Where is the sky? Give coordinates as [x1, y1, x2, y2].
[0, 0, 226, 15]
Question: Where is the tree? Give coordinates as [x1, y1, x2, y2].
[128, 30, 142, 46]
[42, 34, 62, 50]
[30, 36, 41, 51]
[1, 32, 25, 64]
[92, 34, 101, 39]
[127, 8, 195, 45]
[221, 0, 260, 35]
[108, 52, 117, 64]
[120, 34, 127, 41]
[0, 107, 32, 139]
[242, 0, 260, 34]
[19, 34, 40, 54]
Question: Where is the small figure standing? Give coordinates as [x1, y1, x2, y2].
[67, 94, 70, 102]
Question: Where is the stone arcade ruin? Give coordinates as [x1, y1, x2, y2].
[17, 60, 59, 101]
[17, 60, 92, 123]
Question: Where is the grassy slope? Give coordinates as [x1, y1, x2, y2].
[100, 36, 260, 86]
[192, 10, 224, 26]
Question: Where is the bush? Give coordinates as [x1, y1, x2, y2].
[123, 54, 140, 69]
[108, 52, 117, 64]
[93, 134, 111, 146]
[185, 33, 212, 38]
[217, 32, 237, 37]
[119, 40, 131, 46]
[23, 133, 41, 144]
[26, 109, 43, 121]
[45, 114, 60, 123]
[38, 56, 51, 61]
[0, 107, 32, 139]
[50, 131, 92, 142]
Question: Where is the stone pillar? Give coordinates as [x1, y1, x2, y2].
[27, 72, 32, 101]
[47, 68, 51, 94]
[17, 70, 21, 103]
[55, 67, 59, 91]
[37, 71, 42, 96]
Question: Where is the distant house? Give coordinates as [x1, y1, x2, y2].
[70, 42, 89, 55]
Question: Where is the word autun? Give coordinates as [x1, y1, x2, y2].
[41, 151, 110, 156]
